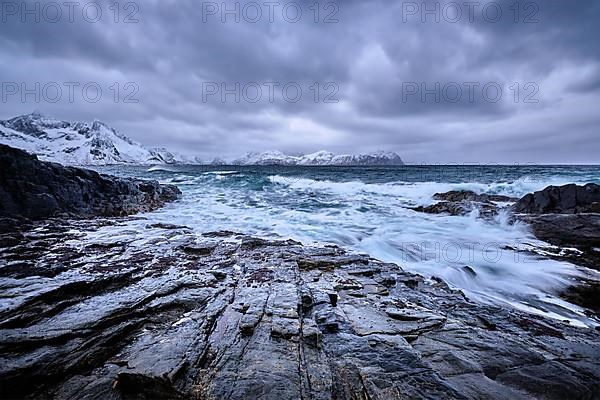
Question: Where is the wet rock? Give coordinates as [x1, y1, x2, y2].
[0, 220, 599, 399]
[300, 290, 314, 312]
[521, 213, 600, 249]
[412, 201, 497, 217]
[560, 280, 600, 314]
[301, 319, 321, 348]
[327, 292, 338, 307]
[513, 184, 600, 277]
[462, 265, 478, 278]
[297, 255, 368, 271]
[146, 223, 191, 230]
[0, 144, 181, 220]
[513, 183, 600, 214]
[202, 230, 238, 238]
[180, 243, 217, 256]
[208, 270, 227, 281]
[434, 190, 517, 203]
[411, 190, 513, 217]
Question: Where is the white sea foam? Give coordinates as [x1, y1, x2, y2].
[146, 165, 180, 173]
[203, 171, 240, 176]
[268, 174, 584, 201]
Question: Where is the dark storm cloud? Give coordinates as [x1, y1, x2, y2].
[1, 0, 599, 162]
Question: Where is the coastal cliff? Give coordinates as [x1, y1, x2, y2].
[0, 144, 181, 220]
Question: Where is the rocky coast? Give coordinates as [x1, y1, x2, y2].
[0, 144, 181, 220]
[0, 145, 599, 399]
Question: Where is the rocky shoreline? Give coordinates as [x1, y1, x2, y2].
[1, 218, 599, 399]
[411, 184, 600, 272]
[0, 144, 181, 220]
[1, 144, 599, 399]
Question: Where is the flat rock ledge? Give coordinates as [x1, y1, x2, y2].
[0, 219, 599, 400]
[0, 144, 181, 220]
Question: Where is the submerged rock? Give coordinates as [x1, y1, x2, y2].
[0, 144, 181, 220]
[412, 201, 498, 217]
[411, 190, 514, 217]
[434, 190, 517, 203]
[0, 220, 598, 399]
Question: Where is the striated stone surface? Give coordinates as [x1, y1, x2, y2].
[0, 144, 181, 220]
[0, 219, 599, 399]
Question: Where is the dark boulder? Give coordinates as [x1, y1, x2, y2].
[0, 144, 181, 220]
[513, 183, 600, 272]
[412, 201, 498, 217]
[513, 183, 600, 214]
[411, 190, 515, 217]
[521, 214, 600, 248]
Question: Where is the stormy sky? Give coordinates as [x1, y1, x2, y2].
[1, 0, 599, 163]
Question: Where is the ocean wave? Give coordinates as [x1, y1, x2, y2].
[268, 174, 591, 202]
[146, 165, 180, 173]
[203, 171, 240, 176]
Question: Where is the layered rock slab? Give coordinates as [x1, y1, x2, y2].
[0, 220, 599, 399]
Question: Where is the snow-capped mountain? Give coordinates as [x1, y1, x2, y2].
[231, 151, 298, 166]
[298, 150, 404, 166]
[0, 112, 185, 166]
[230, 150, 404, 166]
[1, 113, 404, 166]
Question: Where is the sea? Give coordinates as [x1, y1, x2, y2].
[95, 164, 600, 327]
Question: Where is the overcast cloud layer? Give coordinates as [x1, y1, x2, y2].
[1, 0, 599, 163]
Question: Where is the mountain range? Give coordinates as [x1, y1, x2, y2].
[229, 150, 404, 166]
[0, 113, 404, 166]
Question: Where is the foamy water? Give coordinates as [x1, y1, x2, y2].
[94, 165, 600, 327]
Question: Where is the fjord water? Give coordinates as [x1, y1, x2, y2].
[101, 165, 600, 326]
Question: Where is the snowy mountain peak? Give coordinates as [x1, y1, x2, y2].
[0, 113, 179, 165]
[232, 150, 297, 166]
[91, 119, 111, 132]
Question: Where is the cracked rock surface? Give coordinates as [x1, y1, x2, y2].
[0, 218, 599, 399]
